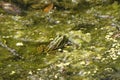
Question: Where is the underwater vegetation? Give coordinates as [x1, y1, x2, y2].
[0, 0, 120, 80]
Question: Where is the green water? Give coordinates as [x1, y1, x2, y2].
[0, 0, 120, 80]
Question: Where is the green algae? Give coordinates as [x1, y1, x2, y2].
[0, 0, 120, 80]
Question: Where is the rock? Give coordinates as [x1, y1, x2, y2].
[0, 1, 21, 15]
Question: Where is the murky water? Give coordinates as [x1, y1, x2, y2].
[0, 0, 120, 80]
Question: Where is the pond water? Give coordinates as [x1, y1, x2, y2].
[0, 0, 120, 80]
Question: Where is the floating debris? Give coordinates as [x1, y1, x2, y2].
[43, 3, 53, 13]
[16, 42, 24, 46]
[0, 1, 21, 15]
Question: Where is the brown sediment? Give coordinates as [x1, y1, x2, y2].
[112, 32, 120, 39]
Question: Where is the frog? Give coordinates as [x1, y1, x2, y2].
[37, 35, 69, 53]
[46, 35, 68, 52]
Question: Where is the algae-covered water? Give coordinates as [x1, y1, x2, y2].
[0, 0, 120, 80]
